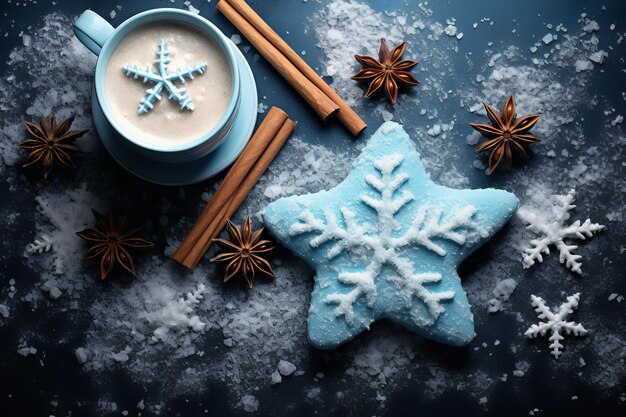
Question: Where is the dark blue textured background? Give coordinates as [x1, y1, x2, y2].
[0, 1, 624, 416]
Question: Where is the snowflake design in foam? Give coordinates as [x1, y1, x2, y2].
[518, 189, 604, 274]
[524, 293, 588, 359]
[123, 39, 208, 114]
[290, 154, 480, 325]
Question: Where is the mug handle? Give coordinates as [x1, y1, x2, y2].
[73, 10, 115, 56]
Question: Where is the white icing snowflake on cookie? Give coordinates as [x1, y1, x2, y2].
[263, 121, 519, 349]
[290, 154, 481, 325]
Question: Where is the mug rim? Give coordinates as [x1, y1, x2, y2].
[94, 8, 240, 154]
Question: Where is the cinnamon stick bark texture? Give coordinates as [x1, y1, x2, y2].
[171, 106, 287, 265]
[217, 0, 338, 121]
[172, 107, 296, 269]
[186, 119, 296, 269]
[225, 0, 367, 136]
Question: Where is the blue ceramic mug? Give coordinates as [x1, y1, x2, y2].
[73, 8, 241, 163]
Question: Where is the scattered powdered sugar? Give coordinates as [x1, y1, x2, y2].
[238, 394, 259, 413]
[75, 347, 90, 364]
[312, 0, 473, 188]
[342, 331, 424, 404]
[575, 59, 594, 72]
[260, 137, 357, 200]
[230, 33, 242, 45]
[0, 304, 9, 319]
[427, 122, 455, 137]
[588, 49, 608, 64]
[542, 33, 554, 44]
[0, 13, 96, 176]
[582, 19, 599, 33]
[72, 254, 312, 400]
[608, 293, 624, 303]
[466, 50, 587, 136]
[487, 278, 518, 313]
[25, 183, 101, 277]
[512, 361, 529, 377]
[313, 0, 388, 105]
[445, 24, 458, 37]
[184, 1, 200, 15]
[141, 283, 207, 342]
[277, 359, 297, 376]
[17, 345, 37, 357]
[341, 328, 498, 406]
[110, 346, 132, 363]
[270, 371, 282, 384]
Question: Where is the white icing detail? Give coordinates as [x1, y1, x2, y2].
[290, 208, 372, 260]
[518, 189, 604, 274]
[290, 154, 481, 326]
[326, 270, 377, 324]
[524, 293, 588, 359]
[391, 205, 478, 256]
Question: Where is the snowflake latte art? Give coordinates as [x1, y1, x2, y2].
[105, 23, 232, 146]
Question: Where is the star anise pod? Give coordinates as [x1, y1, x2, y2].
[352, 38, 420, 104]
[19, 113, 88, 179]
[211, 216, 275, 288]
[470, 96, 541, 174]
[76, 210, 154, 280]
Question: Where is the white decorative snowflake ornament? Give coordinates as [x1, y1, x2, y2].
[524, 293, 588, 359]
[518, 189, 604, 274]
[263, 122, 519, 349]
[123, 39, 207, 114]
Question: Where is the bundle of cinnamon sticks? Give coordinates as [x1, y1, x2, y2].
[173, 2, 365, 268]
[217, 0, 366, 136]
[172, 107, 295, 269]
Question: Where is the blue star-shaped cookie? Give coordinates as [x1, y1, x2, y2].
[263, 122, 518, 349]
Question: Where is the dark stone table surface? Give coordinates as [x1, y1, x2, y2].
[0, 0, 624, 416]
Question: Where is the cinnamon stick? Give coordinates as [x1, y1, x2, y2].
[172, 106, 288, 265]
[185, 118, 296, 269]
[217, 0, 338, 121]
[225, 0, 367, 136]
